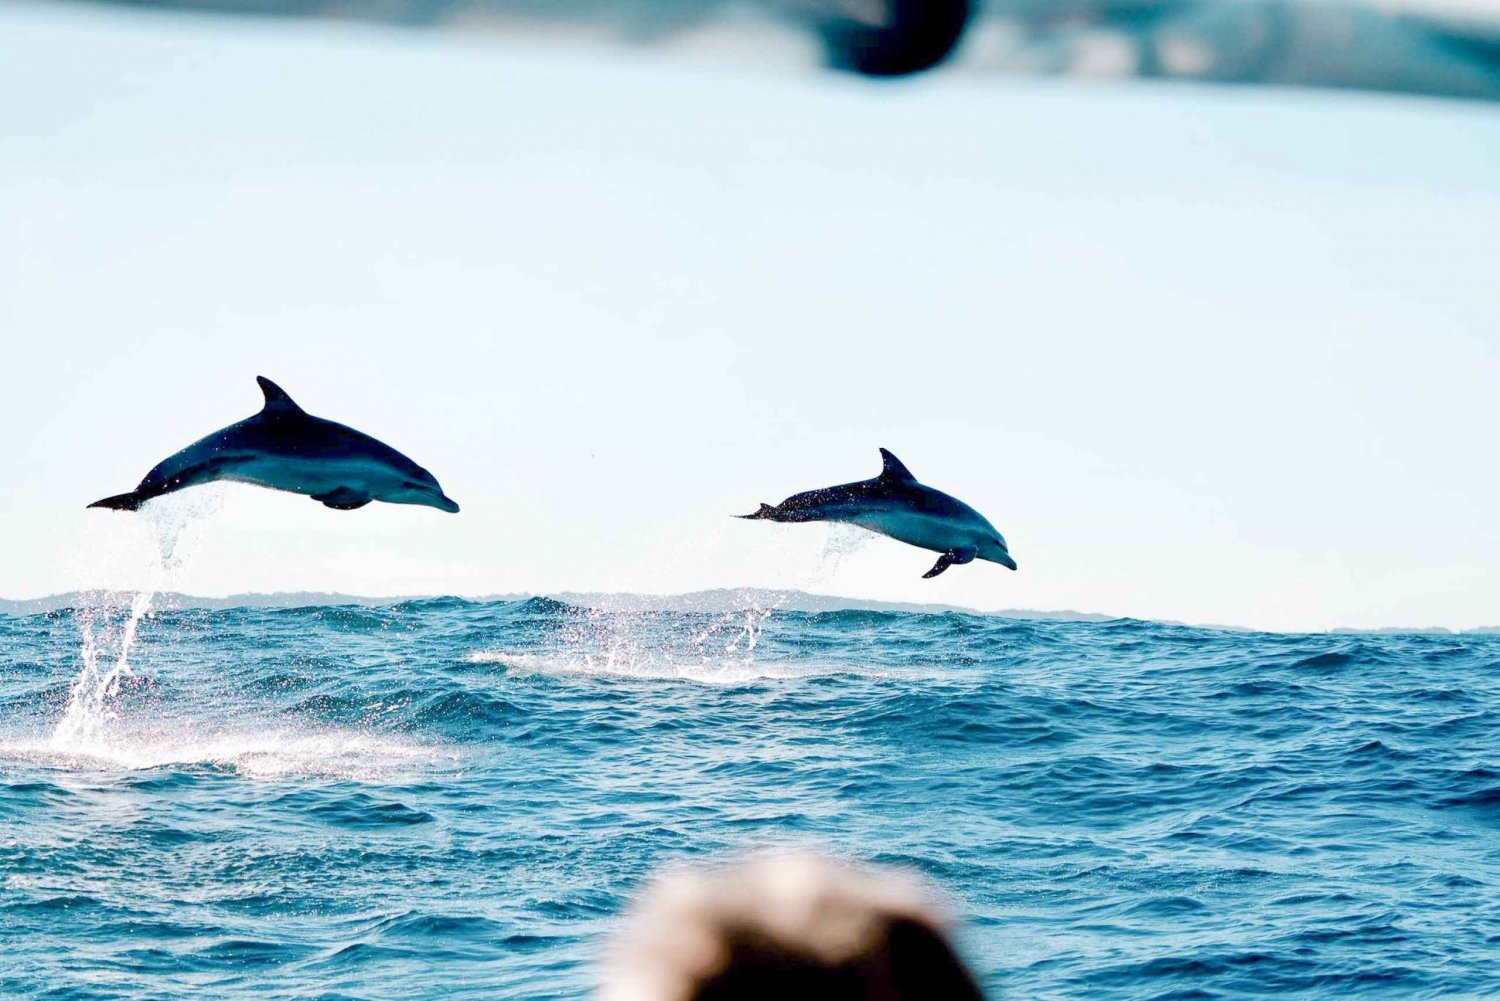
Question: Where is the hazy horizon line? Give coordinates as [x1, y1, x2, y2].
[2, 587, 1496, 636]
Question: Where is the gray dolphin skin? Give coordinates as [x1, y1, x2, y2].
[739, 449, 1015, 578]
[88, 377, 460, 514]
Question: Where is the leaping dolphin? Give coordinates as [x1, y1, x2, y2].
[88, 376, 460, 514]
[739, 449, 1015, 578]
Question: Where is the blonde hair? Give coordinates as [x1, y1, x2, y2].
[599, 852, 986, 1001]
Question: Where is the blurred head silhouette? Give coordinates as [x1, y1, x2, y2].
[599, 852, 986, 1001]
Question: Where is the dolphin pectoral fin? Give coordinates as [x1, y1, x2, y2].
[922, 552, 956, 578]
[922, 547, 976, 579]
[312, 488, 372, 511]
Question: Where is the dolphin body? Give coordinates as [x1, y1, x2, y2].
[739, 449, 1015, 578]
[88, 376, 460, 514]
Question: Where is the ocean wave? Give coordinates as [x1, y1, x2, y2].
[3, 599, 1497, 998]
[502, 595, 588, 617]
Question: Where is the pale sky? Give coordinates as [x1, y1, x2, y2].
[3, 3, 1498, 631]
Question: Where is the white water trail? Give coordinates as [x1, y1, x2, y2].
[49, 590, 156, 746]
[477, 593, 788, 684]
[49, 490, 222, 750]
[814, 523, 875, 579]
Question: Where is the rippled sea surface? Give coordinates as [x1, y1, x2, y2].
[1, 597, 1497, 999]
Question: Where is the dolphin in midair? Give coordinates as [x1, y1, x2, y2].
[739, 449, 1015, 578]
[88, 376, 460, 514]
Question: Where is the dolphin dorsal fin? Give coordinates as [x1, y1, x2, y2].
[878, 448, 917, 483]
[256, 376, 304, 414]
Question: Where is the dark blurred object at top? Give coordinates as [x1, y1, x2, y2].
[80, 0, 1500, 99]
[812, 0, 971, 75]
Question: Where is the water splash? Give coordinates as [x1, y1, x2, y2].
[51, 489, 222, 748]
[476, 595, 789, 683]
[49, 591, 156, 746]
[695, 604, 777, 662]
[578, 600, 782, 677]
[815, 523, 874, 576]
[144, 484, 224, 572]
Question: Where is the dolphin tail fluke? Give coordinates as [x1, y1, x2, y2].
[736, 503, 778, 520]
[87, 490, 147, 512]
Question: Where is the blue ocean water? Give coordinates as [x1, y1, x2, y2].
[1, 596, 1497, 999]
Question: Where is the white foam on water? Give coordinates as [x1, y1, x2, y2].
[470, 601, 811, 684]
[468, 649, 912, 685]
[469, 601, 910, 684]
[467, 648, 814, 684]
[8, 726, 447, 781]
[473, 587, 920, 683]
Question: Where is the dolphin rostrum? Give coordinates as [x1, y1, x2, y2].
[88, 376, 460, 514]
[738, 448, 1015, 578]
